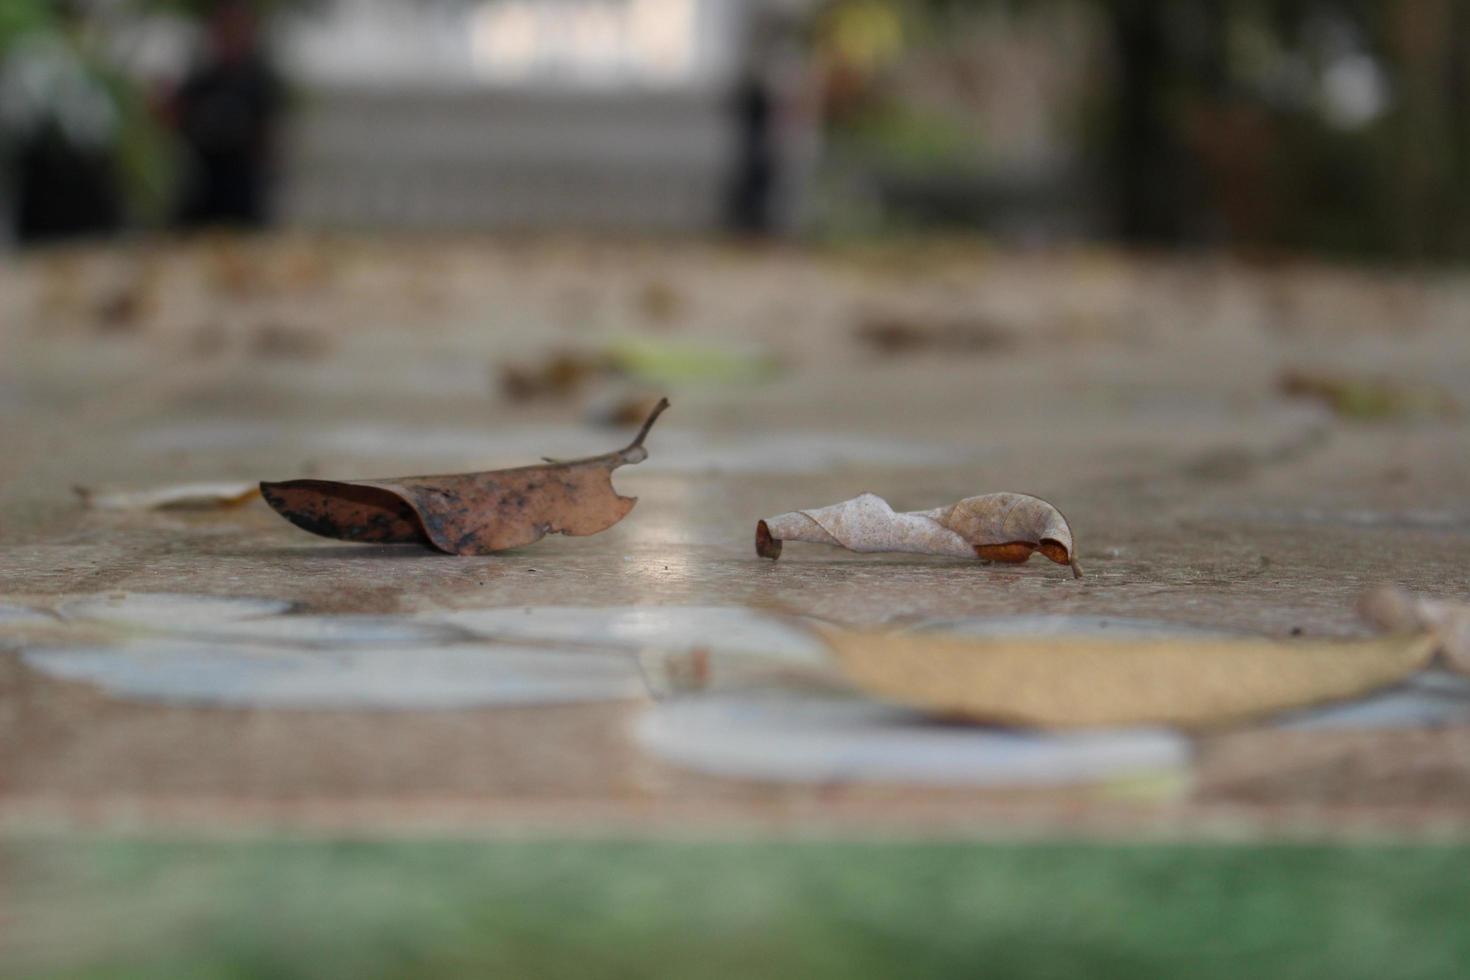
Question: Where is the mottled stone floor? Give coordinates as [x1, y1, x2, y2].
[3, 235, 1468, 837]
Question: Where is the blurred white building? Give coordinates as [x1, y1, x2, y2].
[286, 0, 740, 89]
[277, 0, 812, 231]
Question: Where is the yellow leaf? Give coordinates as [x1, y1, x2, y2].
[823, 630, 1437, 730]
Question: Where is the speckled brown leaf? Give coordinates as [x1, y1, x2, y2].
[261, 399, 668, 556]
[757, 492, 1081, 577]
[823, 629, 1437, 730]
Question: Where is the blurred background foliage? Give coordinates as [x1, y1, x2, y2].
[0, 0, 313, 231]
[3, 0, 1468, 262]
[1, 1, 166, 224]
[817, 0, 1470, 260]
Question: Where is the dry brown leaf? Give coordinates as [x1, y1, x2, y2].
[1360, 586, 1470, 675]
[757, 492, 1081, 577]
[499, 351, 609, 403]
[261, 398, 669, 556]
[635, 279, 685, 325]
[250, 320, 332, 361]
[854, 313, 1012, 356]
[205, 238, 264, 298]
[1279, 369, 1460, 421]
[823, 629, 1437, 730]
[74, 482, 261, 512]
[94, 282, 154, 333]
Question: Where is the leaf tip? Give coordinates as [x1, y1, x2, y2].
[756, 519, 783, 560]
[258, 480, 290, 512]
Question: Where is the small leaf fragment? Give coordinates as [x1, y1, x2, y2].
[757, 492, 1081, 577]
[261, 398, 669, 556]
[823, 629, 1437, 730]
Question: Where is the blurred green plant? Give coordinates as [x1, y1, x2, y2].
[1, 2, 165, 224]
[816, 0, 1470, 261]
[0, 1, 55, 51]
[146, 0, 323, 15]
[1, 0, 314, 230]
[838, 105, 983, 174]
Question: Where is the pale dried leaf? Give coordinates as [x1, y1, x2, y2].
[757, 492, 1080, 577]
[74, 482, 261, 511]
[823, 629, 1437, 730]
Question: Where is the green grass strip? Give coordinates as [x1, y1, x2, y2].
[7, 840, 1470, 980]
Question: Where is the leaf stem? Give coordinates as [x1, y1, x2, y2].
[623, 397, 671, 453]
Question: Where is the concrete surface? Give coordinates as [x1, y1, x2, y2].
[2, 235, 1469, 837]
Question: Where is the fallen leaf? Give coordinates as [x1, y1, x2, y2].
[608, 337, 779, 385]
[854, 312, 1012, 356]
[250, 320, 332, 360]
[1279, 369, 1459, 421]
[635, 279, 685, 324]
[757, 492, 1081, 577]
[94, 283, 152, 333]
[1360, 586, 1470, 675]
[279, 242, 338, 291]
[261, 398, 670, 555]
[499, 339, 776, 402]
[74, 482, 261, 511]
[204, 237, 264, 298]
[823, 629, 1438, 730]
[498, 351, 608, 403]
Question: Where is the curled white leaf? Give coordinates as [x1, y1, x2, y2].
[757, 492, 1081, 577]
